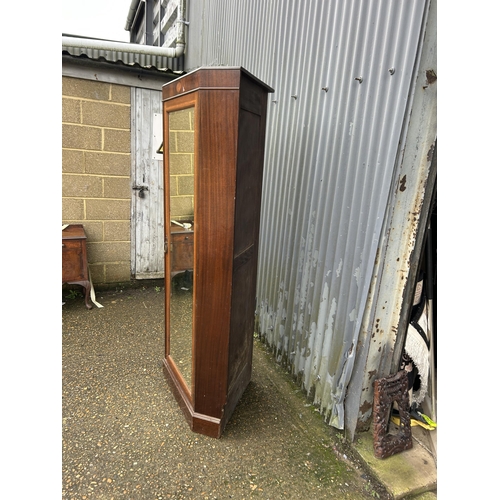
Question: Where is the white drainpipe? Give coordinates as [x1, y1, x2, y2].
[62, 36, 185, 59]
[125, 0, 142, 31]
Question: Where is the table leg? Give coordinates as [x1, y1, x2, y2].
[82, 281, 92, 309]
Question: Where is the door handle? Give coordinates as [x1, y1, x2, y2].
[132, 185, 149, 198]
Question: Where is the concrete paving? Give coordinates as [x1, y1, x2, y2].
[62, 283, 437, 499]
[353, 426, 437, 499]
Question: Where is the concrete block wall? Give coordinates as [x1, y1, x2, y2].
[168, 107, 194, 221]
[62, 76, 132, 284]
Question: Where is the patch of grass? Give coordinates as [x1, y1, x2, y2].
[364, 482, 381, 498]
[64, 289, 83, 300]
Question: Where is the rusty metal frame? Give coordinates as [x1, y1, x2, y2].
[373, 370, 412, 459]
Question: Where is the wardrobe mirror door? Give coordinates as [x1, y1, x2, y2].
[167, 106, 195, 393]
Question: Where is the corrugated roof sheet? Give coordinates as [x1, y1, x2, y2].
[62, 34, 183, 72]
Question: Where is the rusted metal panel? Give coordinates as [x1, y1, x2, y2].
[344, 0, 437, 439]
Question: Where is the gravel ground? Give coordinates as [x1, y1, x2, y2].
[62, 284, 391, 500]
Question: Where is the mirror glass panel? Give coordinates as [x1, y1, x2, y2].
[168, 106, 195, 391]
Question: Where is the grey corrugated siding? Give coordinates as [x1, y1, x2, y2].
[185, 0, 429, 429]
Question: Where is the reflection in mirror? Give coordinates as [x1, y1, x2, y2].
[168, 107, 195, 391]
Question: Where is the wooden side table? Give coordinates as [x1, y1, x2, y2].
[62, 224, 92, 309]
[170, 223, 194, 276]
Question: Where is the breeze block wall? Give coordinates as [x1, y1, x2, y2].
[168, 107, 194, 221]
[62, 76, 132, 285]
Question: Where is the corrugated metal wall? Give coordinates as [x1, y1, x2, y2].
[184, 0, 429, 429]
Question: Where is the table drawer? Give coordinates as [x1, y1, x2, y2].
[171, 231, 194, 273]
[62, 239, 86, 282]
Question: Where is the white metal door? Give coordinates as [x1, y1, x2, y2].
[131, 88, 165, 279]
